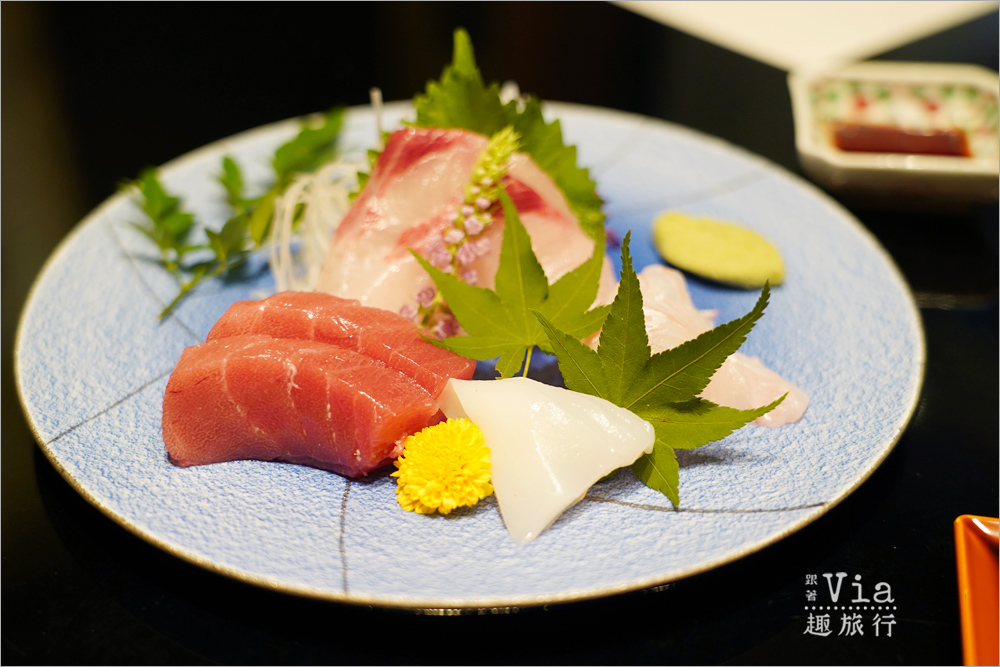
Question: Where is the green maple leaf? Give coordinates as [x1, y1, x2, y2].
[535, 232, 783, 504]
[414, 189, 610, 378]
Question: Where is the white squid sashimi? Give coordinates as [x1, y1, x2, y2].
[439, 377, 654, 545]
[637, 265, 809, 427]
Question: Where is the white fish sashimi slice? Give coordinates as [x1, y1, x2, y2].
[637, 264, 716, 343]
[315, 128, 480, 311]
[314, 126, 612, 314]
[439, 377, 654, 545]
[700, 353, 810, 427]
[637, 265, 808, 427]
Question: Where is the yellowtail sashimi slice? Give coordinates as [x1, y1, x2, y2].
[439, 377, 654, 545]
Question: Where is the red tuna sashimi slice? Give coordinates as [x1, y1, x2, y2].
[162, 335, 440, 477]
[314, 126, 613, 314]
[206, 291, 476, 397]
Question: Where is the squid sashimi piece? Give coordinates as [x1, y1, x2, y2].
[637, 265, 808, 427]
[206, 291, 475, 398]
[439, 377, 654, 544]
[314, 126, 615, 314]
[162, 335, 440, 478]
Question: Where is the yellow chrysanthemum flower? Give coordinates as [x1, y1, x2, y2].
[392, 418, 493, 515]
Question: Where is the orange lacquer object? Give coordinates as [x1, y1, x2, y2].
[954, 515, 999, 666]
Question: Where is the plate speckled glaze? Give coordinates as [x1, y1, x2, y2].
[15, 103, 924, 609]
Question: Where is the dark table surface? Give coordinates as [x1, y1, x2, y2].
[3, 3, 997, 664]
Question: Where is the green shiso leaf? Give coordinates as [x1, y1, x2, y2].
[413, 29, 507, 134]
[410, 28, 604, 242]
[536, 232, 783, 504]
[503, 96, 604, 241]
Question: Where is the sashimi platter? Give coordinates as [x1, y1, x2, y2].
[16, 31, 924, 608]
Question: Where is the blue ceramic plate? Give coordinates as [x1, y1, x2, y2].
[15, 103, 924, 609]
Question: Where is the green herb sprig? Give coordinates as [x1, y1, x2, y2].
[129, 107, 344, 319]
[535, 233, 784, 504]
[129, 170, 197, 276]
[416, 189, 610, 378]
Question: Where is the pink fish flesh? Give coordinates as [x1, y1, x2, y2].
[314, 126, 616, 314]
[637, 265, 808, 427]
[162, 335, 441, 478]
[206, 291, 476, 398]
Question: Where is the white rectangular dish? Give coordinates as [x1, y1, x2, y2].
[789, 61, 999, 205]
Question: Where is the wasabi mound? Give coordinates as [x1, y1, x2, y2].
[652, 211, 784, 288]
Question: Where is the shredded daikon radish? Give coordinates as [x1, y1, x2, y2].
[269, 159, 362, 292]
[270, 88, 387, 293]
[370, 87, 384, 148]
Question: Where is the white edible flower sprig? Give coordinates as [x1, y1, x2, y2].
[402, 127, 521, 337]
